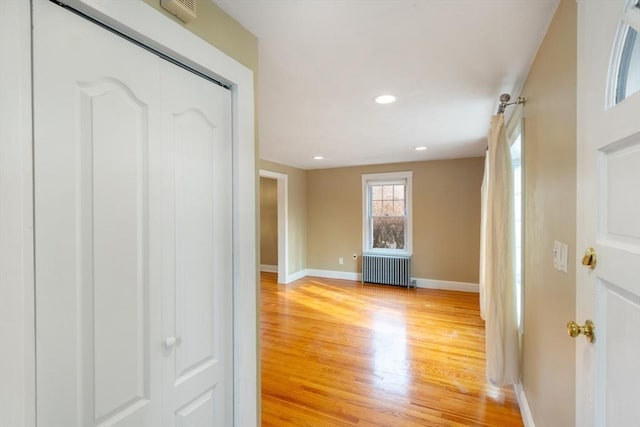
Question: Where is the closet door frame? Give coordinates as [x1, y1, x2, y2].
[0, 1, 257, 426]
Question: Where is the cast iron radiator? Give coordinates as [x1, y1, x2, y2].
[362, 254, 412, 287]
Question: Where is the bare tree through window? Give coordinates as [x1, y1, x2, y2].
[370, 184, 405, 249]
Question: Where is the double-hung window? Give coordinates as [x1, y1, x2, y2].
[362, 171, 413, 255]
[510, 127, 523, 333]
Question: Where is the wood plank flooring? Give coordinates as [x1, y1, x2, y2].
[260, 272, 523, 426]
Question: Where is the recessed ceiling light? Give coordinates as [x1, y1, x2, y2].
[415, 146, 428, 151]
[313, 155, 324, 160]
[374, 94, 396, 104]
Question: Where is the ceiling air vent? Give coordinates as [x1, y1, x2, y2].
[161, 0, 197, 23]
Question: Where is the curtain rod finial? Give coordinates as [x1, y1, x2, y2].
[496, 94, 525, 114]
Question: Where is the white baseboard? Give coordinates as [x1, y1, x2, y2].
[284, 269, 308, 284]
[413, 278, 479, 293]
[514, 382, 535, 427]
[280, 269, 479, 293]
[260, 264, 278, 273]
[305, 269, 361, 281]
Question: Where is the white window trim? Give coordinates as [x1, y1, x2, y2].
[362, 171, 413, 256]
[507, 115, 525, 336]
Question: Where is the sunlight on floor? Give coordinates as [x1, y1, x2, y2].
[280, 283, 402, 330]
[371, 312, 410, 397]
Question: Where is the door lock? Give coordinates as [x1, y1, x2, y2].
[581, 247, 597, 270]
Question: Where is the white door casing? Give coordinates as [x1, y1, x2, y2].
[576, 1, 640, 425]
[0, 0, 36, 425]
[259, 169, 289, 284]
[31, 0, 255, 425]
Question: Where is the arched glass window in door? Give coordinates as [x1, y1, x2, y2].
[615, 0, 640, 103]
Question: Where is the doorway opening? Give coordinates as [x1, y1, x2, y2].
[259, 170, 288, 284]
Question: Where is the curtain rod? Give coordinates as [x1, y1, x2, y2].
[496, 93, 525, 115]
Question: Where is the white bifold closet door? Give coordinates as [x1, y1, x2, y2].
[33, 1, 232, 426]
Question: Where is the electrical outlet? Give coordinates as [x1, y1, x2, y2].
[339, 257, 344, 265]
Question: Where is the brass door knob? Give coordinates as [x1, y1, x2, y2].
[581, 247, 597, 269]
[567, 320, 595, 343]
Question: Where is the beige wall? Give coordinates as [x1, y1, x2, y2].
[260, 177, 278, 266]
[307, 158, 484, 283]
[518, 1, 576, 425]
[260, 160, 308, 275]
[143, 0, 258, 72]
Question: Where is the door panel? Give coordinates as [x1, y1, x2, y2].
[175, 110, 218, 381]
[33, 1, 232, 425]
[597, 280, 640, 425]
[601, 140, 640, 242]
[161, 59, 233, 427]
[86, 80, 151, 423]
[175, 389, 217, 426]
[577, 0, 640, 425]
[34, 2, 161, 426]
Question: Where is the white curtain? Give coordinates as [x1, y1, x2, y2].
[479, 114, 519, 386]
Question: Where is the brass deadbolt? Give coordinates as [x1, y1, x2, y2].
[581, 247, 597, 270]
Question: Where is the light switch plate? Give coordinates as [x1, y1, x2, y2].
[559, 242, 568, 273]
[553, 240, 561, 270]
[553, 240, 568, 273]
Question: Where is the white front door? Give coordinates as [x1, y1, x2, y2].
[33, 1, 232, 425]
[576, 0, 640, 425]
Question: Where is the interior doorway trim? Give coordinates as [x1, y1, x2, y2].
[0, 2, 35, 426]
[0, 0, 256, 425]
[260, 170, 289, 284]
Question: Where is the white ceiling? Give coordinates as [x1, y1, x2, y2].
[214, 0, 559, 170]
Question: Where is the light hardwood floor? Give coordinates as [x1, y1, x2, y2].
[260, 272, 523, 427]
